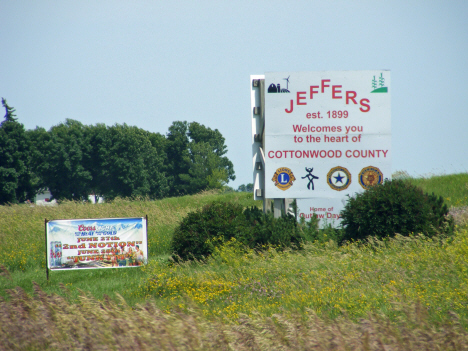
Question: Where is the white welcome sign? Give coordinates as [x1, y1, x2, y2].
[262, 71, 391, 226]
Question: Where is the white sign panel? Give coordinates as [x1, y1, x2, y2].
[265, 70, 391, 204]
[296, 197, 346, 227]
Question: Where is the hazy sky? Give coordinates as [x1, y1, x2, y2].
[2, 1, 467, 189]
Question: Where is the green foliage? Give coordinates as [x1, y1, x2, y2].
[404, 172, 468, 208]
[171, 202, 249, 260]
[0, 99, 36, 204]
[296, 216, 344, 244]
[171, 202, 313, 261]
[87, 124, 168, 200]
[340, 179, 454, 242]
[243, 206, 308, 248]
[32, 119, 93, 201]
[26, 119, 234, 201]
[2, 104, 235, 202]
[237, 183, 253, 192]
[165, 121, 235, 196]
[1, 98, 17, 123]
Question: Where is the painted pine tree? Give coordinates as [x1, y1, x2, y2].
[372, 76, 377, 90]
[379, 73, 385, 88]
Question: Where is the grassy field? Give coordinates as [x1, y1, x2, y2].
[0, 190, 259, 302]
[395, 171, 468, 208]
[1, 173, 468, 350]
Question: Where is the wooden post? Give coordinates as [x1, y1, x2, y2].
[45, 218, 49, 281]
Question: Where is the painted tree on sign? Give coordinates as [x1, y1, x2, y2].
[372, 76, 377, 90]
[379, 73, 385, 88]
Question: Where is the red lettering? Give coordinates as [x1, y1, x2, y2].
[285, 99, 293, 113]
[292, 125, 302, 132]
[309, 85, 319, 99]
[297, 92, 307, 105]
[359, 98, 370, 112]
[346, 91, 357, 104]
[332, 85, 342, 99]
[78, 224, 96, 231]
[321, 79, 330, 93]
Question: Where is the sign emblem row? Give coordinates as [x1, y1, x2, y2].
[272, 165, 383, 191]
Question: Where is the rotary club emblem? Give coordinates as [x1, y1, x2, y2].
[272, 167, 296, 191]
[327, 166, 351, 191]
[358, 166, 383, 189]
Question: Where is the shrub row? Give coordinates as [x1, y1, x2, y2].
[171, 179, 455, 260]
[171, 202, 313, 261]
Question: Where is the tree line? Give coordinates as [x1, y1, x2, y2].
[0, 99, 235, 204]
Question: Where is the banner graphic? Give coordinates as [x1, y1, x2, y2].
[46, 217, 147, 270]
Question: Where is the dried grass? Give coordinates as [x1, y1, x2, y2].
[1, 284, 467, 351]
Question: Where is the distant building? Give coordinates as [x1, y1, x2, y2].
[34, 189, 57, 206]
[88, 194, 104, 204]
[34, 190, 104, 205]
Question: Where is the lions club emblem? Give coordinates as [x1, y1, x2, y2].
[358, 166, 383, 189]
[272, 167, 296, 191]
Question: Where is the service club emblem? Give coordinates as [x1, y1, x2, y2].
[272, 167, 296, 191]
[358, 166, 383, 189]
[327, 166, 351, 191]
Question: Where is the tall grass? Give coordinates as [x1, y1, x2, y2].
[1, 174, 468, 349]
[135, 230, 468, 325]
[1, 284, 467, 350]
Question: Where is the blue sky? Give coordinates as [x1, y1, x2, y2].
[1, 1, 467, 189]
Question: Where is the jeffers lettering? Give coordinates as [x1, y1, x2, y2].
[285, 79, 370, 113]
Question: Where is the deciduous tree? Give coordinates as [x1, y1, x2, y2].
[165, 121, 235, 196]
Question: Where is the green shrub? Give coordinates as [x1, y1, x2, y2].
[171, 202, 313, 261]
[244, 207, 306, 248]
[171, 201, 249, 261]
[340, 179, 454, 242]
[298, 216, 344, 244]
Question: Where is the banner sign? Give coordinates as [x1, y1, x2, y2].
[46, 217, 147, 270]
[264, 71, 391, 226]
